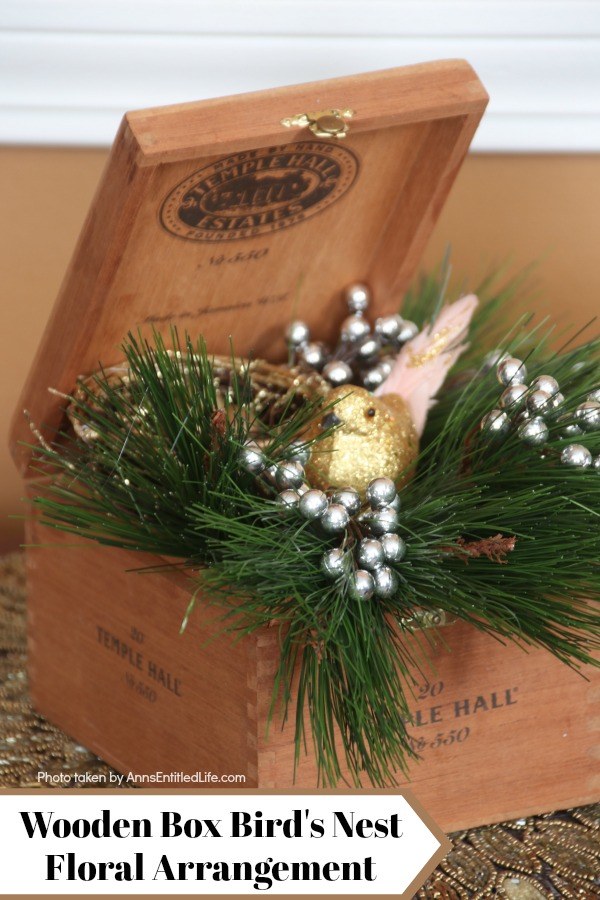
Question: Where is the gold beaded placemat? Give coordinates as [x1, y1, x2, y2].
[1, 552, 599, 897]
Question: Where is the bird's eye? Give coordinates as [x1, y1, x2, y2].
[366, 407, 376, 418]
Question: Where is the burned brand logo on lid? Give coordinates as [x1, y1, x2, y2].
[160, 141, 359, 242]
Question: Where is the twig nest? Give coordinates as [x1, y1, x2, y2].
[304, 387, 418, 496]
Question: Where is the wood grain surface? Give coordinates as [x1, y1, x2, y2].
[25, 511, 600, 829]
[10, 60, 487, 473]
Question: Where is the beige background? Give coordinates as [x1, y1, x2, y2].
[1, 148, 599, 549]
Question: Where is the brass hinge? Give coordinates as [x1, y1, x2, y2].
[281, 108, 354, 139]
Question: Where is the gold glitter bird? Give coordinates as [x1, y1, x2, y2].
[304, 294, 479, 495]
[304, 387, 419, 496]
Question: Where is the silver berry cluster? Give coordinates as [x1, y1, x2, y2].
[239, 443, 406, 600]
[238, 438, 311, 493]
[285, 283, 419, 392]
[296, 485, 405, 606]
[480, 356, 600, 470]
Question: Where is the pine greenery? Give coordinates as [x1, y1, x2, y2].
[30, 268, 600, 786]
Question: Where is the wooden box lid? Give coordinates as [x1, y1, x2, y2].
[11, 59, 487, 473]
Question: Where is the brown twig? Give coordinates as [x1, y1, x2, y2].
[451, 534, 516, 565]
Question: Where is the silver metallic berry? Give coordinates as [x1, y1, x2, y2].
[497, 357, 528, 386]
[373, 566, 400, 599]
[575, 400, 600, 432]
[378, 357, 394, 379]
[299, 341, 327, 370]
[285, 320, 310, 347]
[351, 569, 375, 600]
[345, 283, 370, 314]
[380, 533, 406, 564]
[331, 487, 361, 516]
[397, 320, 419, 344]
[517, 416, 549, 446]
[362, 366, 385, 390]
[321, 547, 347, 579]
[561, 443, 593, 468]
[357, 335, 381, 360]
[368, 507, 399, 535]
[341, 314, 370, 343]
[480, 409, 509, 437]
[239, 441, 266, 474]
[276, 490, 300, 509]
[527, 389, 552, 414]
[288, 440, 311, 466]
[323, 360, 353, 386]
[356, 538, 385, 571]
[374, 314, 403, 342]
[499, 383, 528, 409]
[275, 460, 305, 490]
[530, 375, 559, 397]
[319, 503, 350, 534]
[298, 489, 328, 519]
[366, 477, 397, 509]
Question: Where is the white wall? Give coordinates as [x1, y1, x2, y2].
[2, 1, 600, 151]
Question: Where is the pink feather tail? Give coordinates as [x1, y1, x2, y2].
[375, 293, 479, 436]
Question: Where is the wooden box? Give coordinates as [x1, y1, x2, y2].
[10, 62, 600, 831]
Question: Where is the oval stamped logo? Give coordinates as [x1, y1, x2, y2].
[160, 141, 359, 242]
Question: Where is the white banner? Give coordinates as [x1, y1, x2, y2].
[0, 792, 447, 895]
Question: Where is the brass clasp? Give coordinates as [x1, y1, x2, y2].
[281, 108, 354, 139]
[399, 609, 457, 630]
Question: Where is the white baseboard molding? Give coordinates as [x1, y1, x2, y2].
[2, 2, 599, 151]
